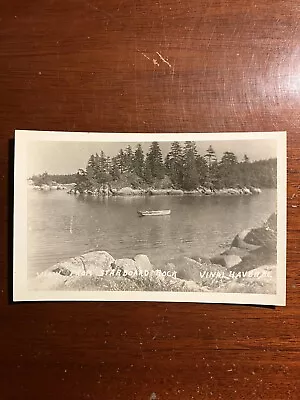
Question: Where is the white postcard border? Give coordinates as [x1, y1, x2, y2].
[13, 130, 287, 305]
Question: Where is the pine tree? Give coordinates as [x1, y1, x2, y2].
[124, 145, 135, 173]
[145, 141, 165, 183]
[86, 154, 96, 174]
[243, 154, 249, 163]
[134, 144, 145, 178]
[196, 155, 208, 186]
[143, 161, 153, 184]
[105, 155, 111, 173]
[248, 159, 277, 188]
[218, 151, 238, 187]
[165, 141, 183, 187]
[86, 154, 97, 190]
[32, 171, 51, 187]
[115, 149, 126, 174]
[75, 168, 89, 193]
[182, 141, 199, 190]
[239, 154, 251, 186]
[110, 156, 121, 180]
[98, 151, 109, 180]
[204, 145, 217, 187]
[86, 151, 110, 194]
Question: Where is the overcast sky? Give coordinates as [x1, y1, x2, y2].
[27, 139, 277, 176]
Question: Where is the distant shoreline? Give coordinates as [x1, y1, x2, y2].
[28, 182, 263, 197]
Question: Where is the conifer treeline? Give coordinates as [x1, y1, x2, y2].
[74, 141, 277, 193]
[30, 172, 77, 186]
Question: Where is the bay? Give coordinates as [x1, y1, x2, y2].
[27, 189, 277, 277]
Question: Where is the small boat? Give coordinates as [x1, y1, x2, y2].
[137, 209, 171, 217]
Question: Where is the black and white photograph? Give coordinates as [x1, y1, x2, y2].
[13, 131, 286, 305]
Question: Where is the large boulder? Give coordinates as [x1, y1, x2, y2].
[231, 230, 261, 251]
[230, 246, 277, 273]
[231, 213, 277, 253]
[189, 254, 212, 264]
[134, 254, 153, 271]
[50, 258, 86, 276]
[265, 212, 277, 231]
[226, 188, 241, 195]
[80, 251, 115, 276]
[148, 189, 168, 195]
[210, 254, 242, 269]
[221, 246, 251, 258]
[117, 187, 135, 195]
[166, 257, 202, 281]
[114, 258, 137, 273]
[243, 227, 277, 250]
[203, 188, 214, 195]
[166, 256, 226, 282]
[46, 251, 115, 278]
[40, 184, 50, 191]
[216, 213, 277, 274]
[168, 189, 184, 195]
[249, 187, 262, 194]
[242, 187, 252, 195]
[217, 188, 230, 195]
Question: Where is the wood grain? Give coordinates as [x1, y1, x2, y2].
[0, 0, 299, 399]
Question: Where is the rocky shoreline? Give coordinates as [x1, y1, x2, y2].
[29, 183, 74, 191]
[28, 182, 262, 197]
[69, 185, 262, 197]
[29, 213, 277, 295]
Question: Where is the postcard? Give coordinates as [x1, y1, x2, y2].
[13, 130, 286, 305]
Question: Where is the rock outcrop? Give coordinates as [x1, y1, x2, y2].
[210, 254, 242, 269]
[211, 212, 277, 273]
[29, 252, 207, 292]
[116, 187, 144, 196]
[67, 184, 262, 197]
[134, 254, 153, 271]
[29, 214, 277, 295]
[29, 251, 115, 290]
[164, 256, 226, 282]
[114, 258, 137, 274]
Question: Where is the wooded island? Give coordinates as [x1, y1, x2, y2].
[30, 141, 276, 195]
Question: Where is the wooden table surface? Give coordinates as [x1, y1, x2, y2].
[0, 1, 299, 399]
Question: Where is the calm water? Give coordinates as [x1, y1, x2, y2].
[27, 189, 277, 276]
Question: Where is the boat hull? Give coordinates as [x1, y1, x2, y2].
[137, 210, 171, 217]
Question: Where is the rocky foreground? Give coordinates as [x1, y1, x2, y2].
[29, 214, 277, 294]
